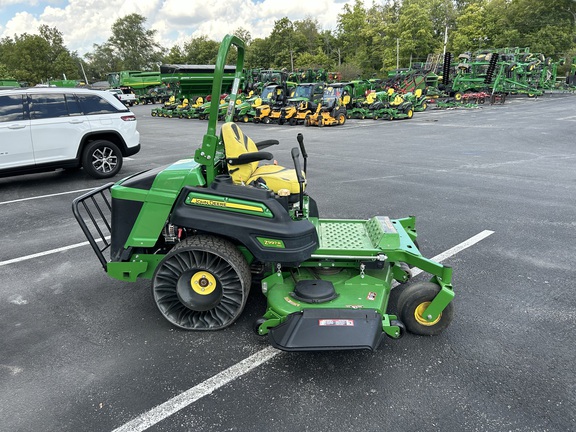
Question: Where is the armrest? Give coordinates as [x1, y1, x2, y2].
[255, 139, 279, 150]
[227, 151, 273, 165]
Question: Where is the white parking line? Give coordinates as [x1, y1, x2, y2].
[111, 229, 495, 432]
[111, 346, 280, 432]
[0, 188, 93, 205]
[0, 238, 109, 267]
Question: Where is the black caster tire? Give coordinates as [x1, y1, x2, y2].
[397, 281, 453, 336]
[253, 318, 267, 335]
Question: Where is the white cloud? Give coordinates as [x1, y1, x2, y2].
[0, 0, 371, 57]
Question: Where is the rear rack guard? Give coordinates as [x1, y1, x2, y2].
[71, 183, 114, 269]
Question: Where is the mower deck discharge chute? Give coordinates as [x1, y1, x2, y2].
[73, 35, 455, 352]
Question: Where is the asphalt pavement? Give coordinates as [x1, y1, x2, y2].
[1, 93, 575, 432]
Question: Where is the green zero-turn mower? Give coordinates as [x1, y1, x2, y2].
[73, 35, 454, 352]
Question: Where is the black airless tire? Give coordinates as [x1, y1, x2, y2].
[397, 281, 453, 336]
[82, 140, 123, 179]
[152, 235, 251, 330]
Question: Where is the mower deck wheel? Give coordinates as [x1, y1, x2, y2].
[253, 317, 267, 335]
[397, 281, 453, 336]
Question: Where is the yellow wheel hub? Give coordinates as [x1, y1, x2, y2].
[190, 271, 217, 295]
[414, 301, 441, 326]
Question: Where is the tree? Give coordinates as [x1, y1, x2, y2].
[451, 1, 489, 54]
[267, 17, 307, 70]
[183, 36, 220, 64]
[0, 26, 79, 84]
[295, 49, 332, 70]
[108, 14, 163, 70]
[245, 38, 272, 68]
[85, 13, 162, 78]
[233, 27, 252, 45]
[336, 0, 368, 66]
[0, 62, 11, 79]
[395, 0, 441, 66]
[294, 18, 321, 53]
[163, 45, 186, 64]
[84, 42, 122, 82]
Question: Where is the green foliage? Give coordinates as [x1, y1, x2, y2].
[2, 2, 576, 84]
[84, 13, 162, 81]
[451, 1, 489, 54]
[295, 49, 333, 70]
[0, 25, 80, 85]
[164, 45, 186, 64]
[183, 36, 220, 64]
[0, 62, 11, 79]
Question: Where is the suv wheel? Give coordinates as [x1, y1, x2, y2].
[82, 140, 123, 179]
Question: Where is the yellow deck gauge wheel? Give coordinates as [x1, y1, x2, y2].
[414, 301, 441, 326]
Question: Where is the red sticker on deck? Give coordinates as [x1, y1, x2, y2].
[318, 319, 355, 327]
[367, 292, 377, 301]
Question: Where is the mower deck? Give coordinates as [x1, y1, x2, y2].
[258, 216, 415, 351]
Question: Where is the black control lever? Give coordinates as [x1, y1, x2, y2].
[296, 133, 307, 175]
[291, 147, 305, 218]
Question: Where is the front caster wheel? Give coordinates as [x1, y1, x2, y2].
[152, 235, 251, 330]
[253, 317, 267, 335]
[397, 282, 453, 336]
[388, 319, 406, 339]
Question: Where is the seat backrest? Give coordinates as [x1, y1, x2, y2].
[392, 94, 404, 106]
[341, 93, 351, 106]
[221, 122, 259, 184]
[414, 88, 422, 98]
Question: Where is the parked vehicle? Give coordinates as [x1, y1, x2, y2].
[107, 88, 137, 106]
[0, 87, 140, 179]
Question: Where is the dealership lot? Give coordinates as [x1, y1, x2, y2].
[1, 94, 575, 432]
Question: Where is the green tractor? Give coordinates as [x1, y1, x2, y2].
[404, 88, 428, 112]
[73, 35, 455, 351]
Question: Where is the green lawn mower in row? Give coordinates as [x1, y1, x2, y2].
[73, 35, 455, 351]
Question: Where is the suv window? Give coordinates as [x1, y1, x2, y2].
[78, 94, 121, 115]
[29, 93, 68, 119]
[0, 94, 26, 122]
[65, 94, 83, 116]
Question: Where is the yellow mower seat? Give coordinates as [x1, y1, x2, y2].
[221, 122, 304, 194]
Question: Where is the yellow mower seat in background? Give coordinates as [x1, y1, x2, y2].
[387, 88, 404, 106]
[221, 122, 304, 194]
[192, 97, 203, 108]
[365, 92, 376, 104]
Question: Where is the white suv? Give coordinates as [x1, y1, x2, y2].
[0, 87, 140, 179]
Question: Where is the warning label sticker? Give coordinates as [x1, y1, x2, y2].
[318, 319, 355, 327]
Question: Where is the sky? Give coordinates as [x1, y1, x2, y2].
[0, 0, 371, 58]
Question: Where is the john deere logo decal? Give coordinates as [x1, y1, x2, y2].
[191, 198, 226, 208]
[257, 237, 285, 248]
[186, 193, 273, 218]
